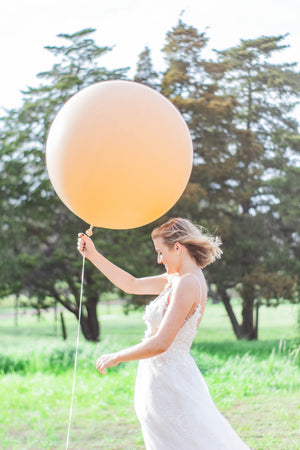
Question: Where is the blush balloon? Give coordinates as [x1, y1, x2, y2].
[46, 80, 193, 229]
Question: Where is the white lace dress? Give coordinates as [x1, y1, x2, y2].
[134, 274, 250, 450]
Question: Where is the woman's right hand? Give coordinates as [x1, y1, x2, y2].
[77, 233, 96, 260]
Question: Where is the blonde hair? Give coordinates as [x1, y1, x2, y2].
[151, 218, 223, 268]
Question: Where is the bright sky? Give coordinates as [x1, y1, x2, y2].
[1, 0, 299, 116]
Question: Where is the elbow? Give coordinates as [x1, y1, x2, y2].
[125, 276, 146, 295]
[157, 345, 168, 355]
[161, 341, 172, 353]
[122, 276, 137, 294]
[153, 337, 170, 355]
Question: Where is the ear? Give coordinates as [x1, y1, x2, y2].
[175, 242, 181, 254]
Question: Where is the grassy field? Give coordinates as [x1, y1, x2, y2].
[0, 298, 299, 449]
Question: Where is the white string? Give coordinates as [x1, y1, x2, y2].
[66, 254, 86, 450]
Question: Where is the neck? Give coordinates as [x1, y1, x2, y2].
[177, 256, 199, 277]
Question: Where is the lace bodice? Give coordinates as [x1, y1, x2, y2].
[142, 274, 202, 355]
[135, 273, 251, 450]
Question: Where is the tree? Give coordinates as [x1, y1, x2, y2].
[1, 24, 299, 342]
[160, 19, 237, 218]
[265, 165, 300, 295]
[0, 29, 136, 341]
[159, 20, 241, 325]
[212, 36, 300, 338]
[134, 46, 159, 89]
[160, 23, 300, 339]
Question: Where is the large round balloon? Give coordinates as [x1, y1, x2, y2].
[46, 80, 193, 229]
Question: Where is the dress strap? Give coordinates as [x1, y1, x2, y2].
[182, 273, 203, 323]
[188, 273, 203, 301]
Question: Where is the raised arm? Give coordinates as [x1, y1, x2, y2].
[77, 233, 168, 295]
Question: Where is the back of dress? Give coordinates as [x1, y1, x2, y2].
[134, 273, 250, 450]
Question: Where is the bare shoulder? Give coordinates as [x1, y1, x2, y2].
[173, 273, 206, 304]
[176, 273, 200, 287]
[173, 274, 200, 297]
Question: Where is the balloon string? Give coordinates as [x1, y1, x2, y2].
[66, 253, 86, 450]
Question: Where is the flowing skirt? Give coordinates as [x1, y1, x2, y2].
[134, 352, 250, 450]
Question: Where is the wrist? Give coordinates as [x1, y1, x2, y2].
[114, 351, 122, 364]
[87, 248, 98, 262]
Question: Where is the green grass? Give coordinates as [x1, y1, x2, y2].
[0, 300, 299, 449]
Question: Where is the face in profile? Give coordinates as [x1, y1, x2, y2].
[153, 237, 178, 274]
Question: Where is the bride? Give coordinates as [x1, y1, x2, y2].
[77, 217, 250, 449]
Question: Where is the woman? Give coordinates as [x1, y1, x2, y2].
[77, 218, 250, 449]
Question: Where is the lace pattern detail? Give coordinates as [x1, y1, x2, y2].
[142, 273, 201, 342]
[135, 273, 251, 450]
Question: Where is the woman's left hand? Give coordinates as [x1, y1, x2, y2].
[96, 352, 120, 375]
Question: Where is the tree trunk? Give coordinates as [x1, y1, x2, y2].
[51, 289, 100, 342]
[54, 300, 58, 335]
[240, 290, 257, 340]
[219, 287, 258, 340]
[219, 287, 243, 339]
[60, 312, 67, 340]
[79, 295, 100, 342]
[254, 302, 259, 340]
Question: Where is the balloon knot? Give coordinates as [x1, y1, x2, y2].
[86, 225, 94, 237]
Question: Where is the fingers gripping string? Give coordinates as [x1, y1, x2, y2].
[66, 253, 86, 450]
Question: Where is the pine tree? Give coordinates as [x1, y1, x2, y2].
[0, 29, 132, 341]
[160, 23, 300, 339]
[212, 35, 300, 338]
[134, 46, 159, 89]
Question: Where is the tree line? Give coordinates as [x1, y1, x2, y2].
[0, 21, 299, 341]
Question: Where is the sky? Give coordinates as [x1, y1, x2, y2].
[1, 0, 299, 115]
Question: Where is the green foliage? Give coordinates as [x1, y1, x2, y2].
[159, 22, 300, 340]
[134, 46, 159, 89]
[0, 29, 135, 342]
[0, 342, 98, 375]
[1, 22, 299, 343]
